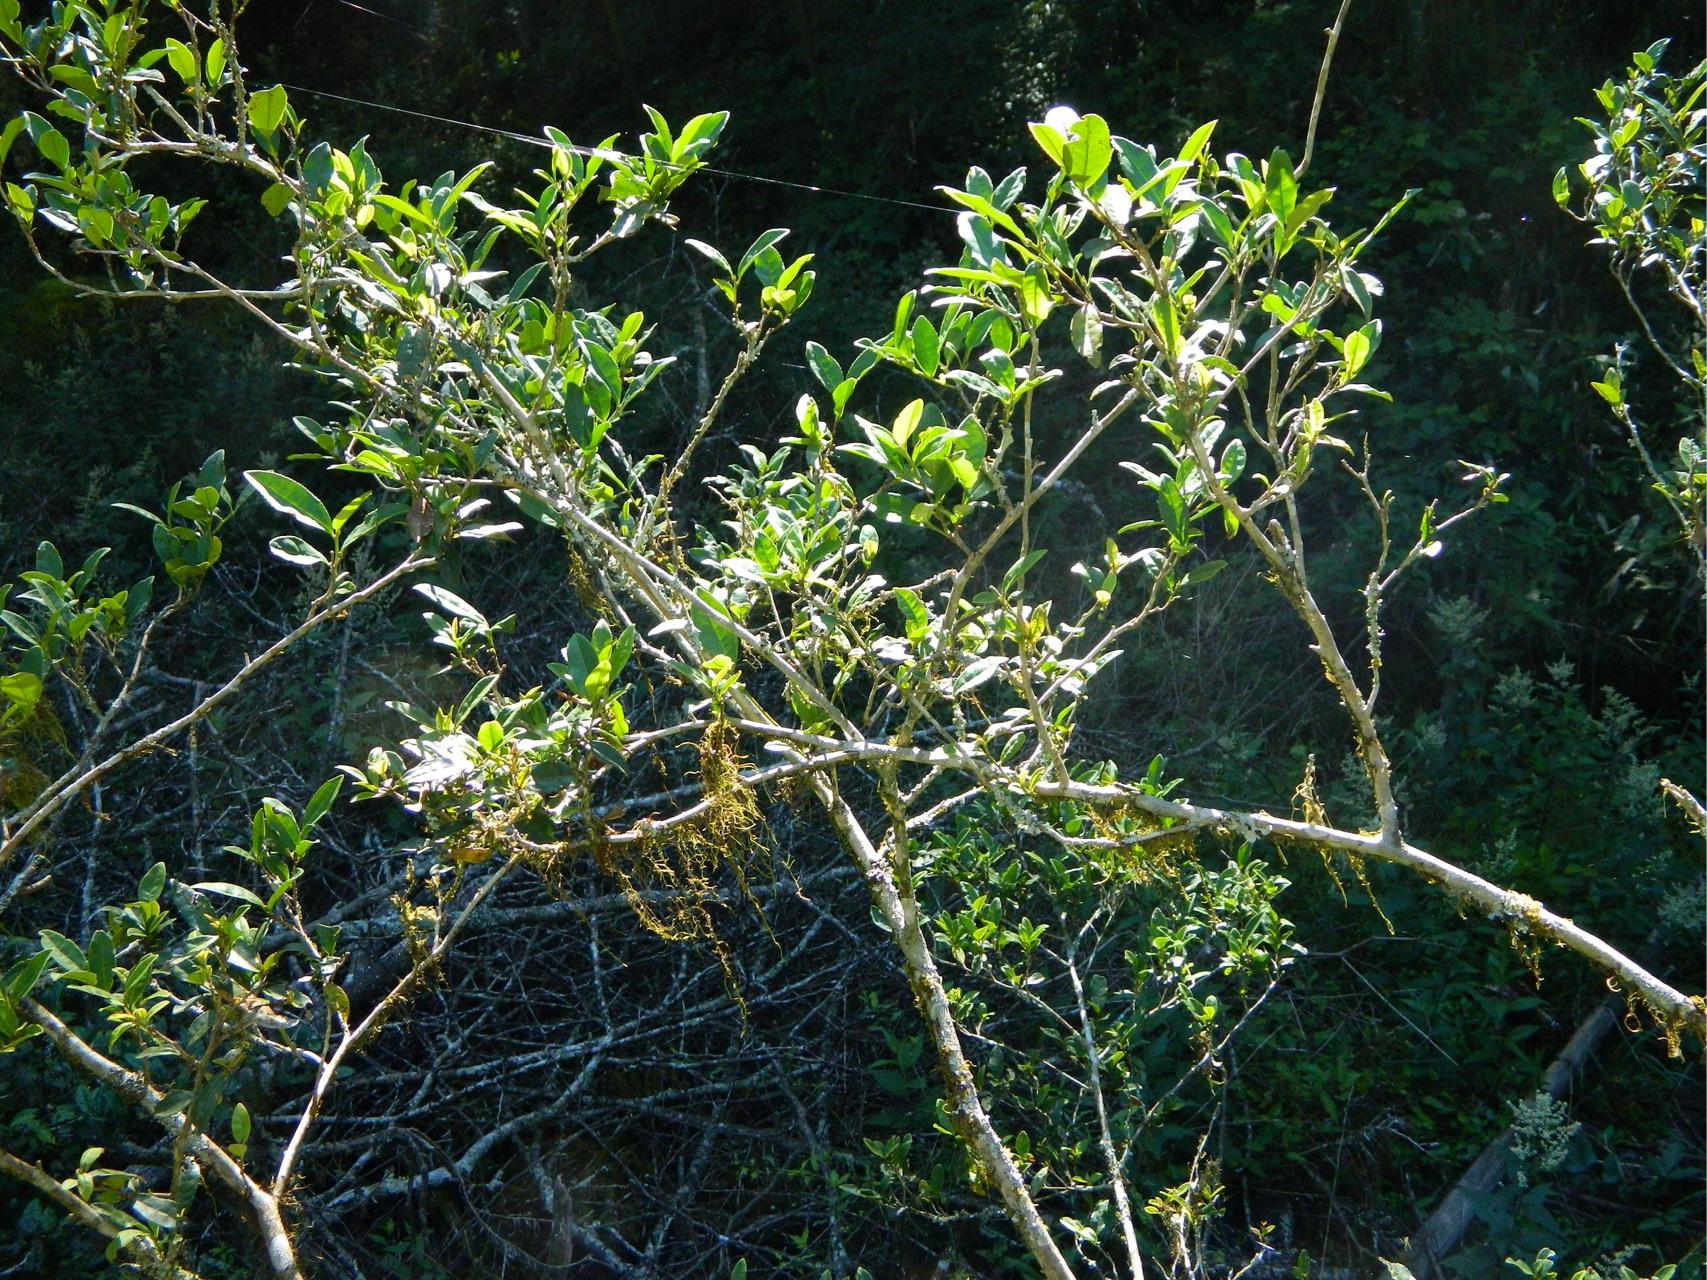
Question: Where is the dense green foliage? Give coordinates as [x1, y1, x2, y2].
[0, 3, 1701, 1279]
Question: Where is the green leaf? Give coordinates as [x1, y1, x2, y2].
[35, 125, 69, 172]
[153, 1092, 195, 1119]
[957, 413, 987, 465]
[806, 341, 842, 391]
[231, 1102, 251, 1145]
[1342, 323, 1374, 378]
[0, 671, 41, 716]
[244, 470, 332, 534]
[131, 1194, 180, 1231]
[415, 583, 489, 627]
[641, 103, 674, 156]
[1589, 371, 1624, 407]
[39, 930, 87, 973]
[122, 954, 157, 1005]
[1061, 112, 1112, 187]
[1019, 264, 1055, 327]
[738, 228, 790, 280]
[673, 110, 728, 162]
[1061, 1216, 1098, 1244]
[456, 522, 524, 542]
[269, 535, 326, 567]
[0, 117, 24, 170]
[1114, 137, 1161, 194]
[5, 181, 35, 224]
[1070, 304, 1103, 366]
[303, 775, 342, 828]
[891, 290, 916, 344]
[558, 635, 594, 695]
[690, 598, 740, 664]
[1176, 119, 1218, 166]
[190, 881, 268, 908]
[137, 862, 167, 904]
[895, 588, 930, 643]
[892, 399, 926, 449]
[205, 37, 226, 85]
[4, 951, 50, 1002]
[937, 187, 1025, 240]
[1220, 437, 1247, 482]
[911, 315, 940, 377]
[685, 238, 732, 276]
[85, 932, 114, 989]
[954, 655, 1005, 693]
[1002, 549, 1047, 590]
[248, 84, 290, 137]
[1028, 121, 1066, 167]
[164, 39, 198, 86]
[1181, 559, 1227, 587]
[1152, 291, 1182, 359]
[1265, 149, 1297, 224]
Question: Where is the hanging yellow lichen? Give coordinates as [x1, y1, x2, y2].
[1087, 799, 1196, 885]
[592, 721, 769, 992]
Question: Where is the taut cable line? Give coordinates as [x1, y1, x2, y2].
[278, 82, 957, 216]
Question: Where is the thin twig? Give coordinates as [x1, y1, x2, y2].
[1295, 0, 1355, 181]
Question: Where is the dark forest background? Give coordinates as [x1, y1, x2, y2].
[0, 2, 1702, 1277]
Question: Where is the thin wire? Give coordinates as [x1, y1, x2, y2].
[321, 0, 417, 32]
[278, 82, 955, 216]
